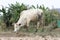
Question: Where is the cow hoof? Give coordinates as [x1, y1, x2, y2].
[16, 32, 19, 34]
[35, 31, 37, 32]
[13, 31, 19, 34]
[35, 29, 38, 32]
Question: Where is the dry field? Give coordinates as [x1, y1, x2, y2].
[0, 26, 60, 40]
[0, 36, 60, 40]
[0, 28, 60, 40]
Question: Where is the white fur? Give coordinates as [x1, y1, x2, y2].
[14, 9, 43, 32]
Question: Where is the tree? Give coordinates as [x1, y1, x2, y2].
[0, 6, 12, 27]
[9, 2, 27, 23]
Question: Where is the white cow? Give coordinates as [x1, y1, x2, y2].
[14, 9, 43, 32]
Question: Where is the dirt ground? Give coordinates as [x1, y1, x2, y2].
[0, 35, 60, 40]
[0, 28, 60, 40]
[0, 36, 60, 40]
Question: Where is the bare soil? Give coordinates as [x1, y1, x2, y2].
[0, 28, 60, 40]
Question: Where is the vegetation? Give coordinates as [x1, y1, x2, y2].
[0, 2, 59, 32]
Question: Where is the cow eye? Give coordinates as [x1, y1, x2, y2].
[19, 24, 21, 26]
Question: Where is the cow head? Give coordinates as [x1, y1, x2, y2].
[13, 23, 21, 32]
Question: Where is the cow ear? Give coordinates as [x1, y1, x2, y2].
[19, 24, 21, 26]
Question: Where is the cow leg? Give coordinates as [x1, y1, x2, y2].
[26, 19, 30, 31]
[26, 24, 29, 31]
[24, 25, 29, 31]
[35, 21, 40, 32]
